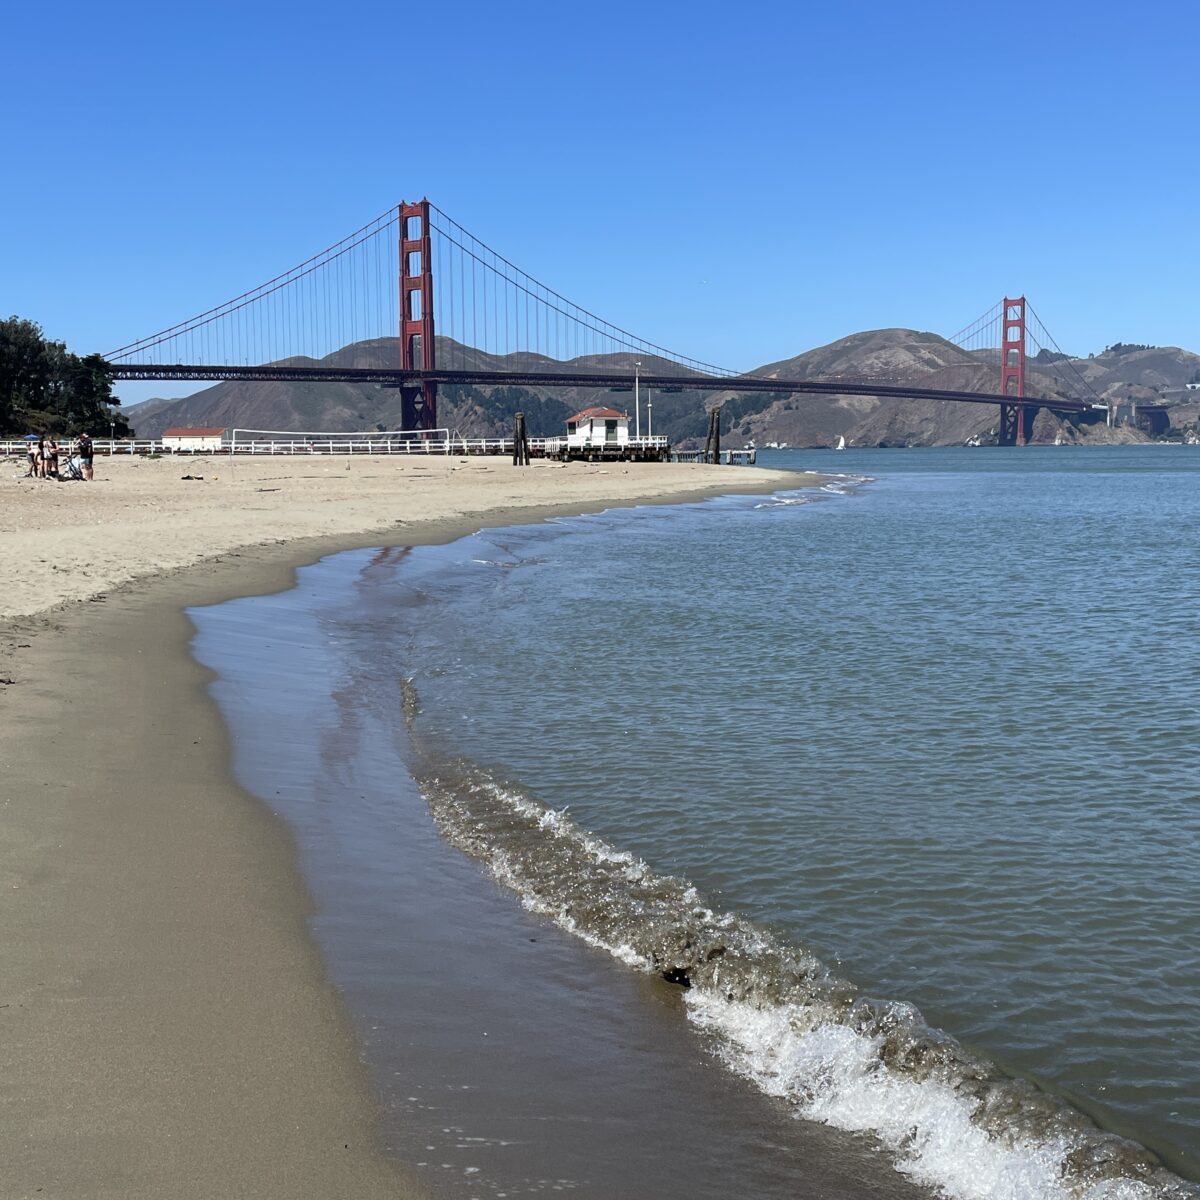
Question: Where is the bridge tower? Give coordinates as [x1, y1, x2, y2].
[399, 199, 438, 431]
[998, 296, 1033, 446]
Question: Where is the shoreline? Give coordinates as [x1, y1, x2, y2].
[0, 455, 807, 623]
[0, 459, 809, 1199]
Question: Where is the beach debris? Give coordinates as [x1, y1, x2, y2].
[180, 474, 204, 481]
[255, 487, 280, 493]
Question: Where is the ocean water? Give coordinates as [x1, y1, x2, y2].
[192, 446, 1199, 1200]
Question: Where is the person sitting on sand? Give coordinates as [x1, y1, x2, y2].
[76, 432, 94, 481]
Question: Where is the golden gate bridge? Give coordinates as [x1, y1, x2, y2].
[106, 200, 1155, 447]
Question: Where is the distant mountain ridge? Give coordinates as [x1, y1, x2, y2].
[125, 331, 1200, 448]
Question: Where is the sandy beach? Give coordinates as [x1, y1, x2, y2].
[0, 453, 807, 1199]
[1, 454, 804, 622]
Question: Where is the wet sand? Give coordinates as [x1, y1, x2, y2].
[0, 458, 809, 1199]
[188, 545, 935, 1200]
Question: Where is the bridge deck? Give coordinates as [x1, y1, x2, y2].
[109, 363, 1110, 415]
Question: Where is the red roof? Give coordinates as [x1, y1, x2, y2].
[162, 427, 226, 437]
[567, 407, 627, 424]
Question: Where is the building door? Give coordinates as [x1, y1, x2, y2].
[605, 419, 617, 443]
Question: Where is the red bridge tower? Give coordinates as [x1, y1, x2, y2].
[399, 199, 438, 431]
[998, 296, 1032, 446]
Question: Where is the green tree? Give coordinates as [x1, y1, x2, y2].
[0, 316, 52, 431]
[0, 316, 129, 436]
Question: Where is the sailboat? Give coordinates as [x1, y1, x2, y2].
[834, 435, 847, 451]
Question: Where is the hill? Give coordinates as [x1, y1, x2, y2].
[125, 331, 1200, 448]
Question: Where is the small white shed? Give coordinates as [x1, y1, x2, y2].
[565, 406, 629, 450]
[162, 427, 226, 453]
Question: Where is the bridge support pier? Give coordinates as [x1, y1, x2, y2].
[400, 384, 437, 432]
[998, 402, 1035, 447]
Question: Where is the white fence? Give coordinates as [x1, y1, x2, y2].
[1, 439, 161, 456]
[671, 447, 757, 465]
[3, 435, 753, 463]
[227, 437, 454, 456]
[3, 434, 669, 458]
[540, 434, 669, 454]
[2, 436, 462, 457]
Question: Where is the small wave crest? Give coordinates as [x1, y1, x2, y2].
[470, 555, 549, 570]
[416, 759, 1194, 1200]
[822, 472, 874, 494]
[754, 494, 814, 509]
[755, 474, 874, 509]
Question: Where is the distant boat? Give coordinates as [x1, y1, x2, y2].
[965, 434, 983, 447]
[834, 435, 847, 451]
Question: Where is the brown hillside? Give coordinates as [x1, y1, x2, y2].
[125, 330, 1200, 447]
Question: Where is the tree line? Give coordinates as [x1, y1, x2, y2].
[1, 316, 130, 437]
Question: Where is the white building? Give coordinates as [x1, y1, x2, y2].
[565, 406, 630, 450]
[161, 427, 226, 452]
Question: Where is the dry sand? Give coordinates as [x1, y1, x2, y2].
[1, 453, 805, 621]
[0, 453, 810, 1198]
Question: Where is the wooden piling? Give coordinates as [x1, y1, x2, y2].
[512, 411, 530, 466]
[703, 406, 722, 464]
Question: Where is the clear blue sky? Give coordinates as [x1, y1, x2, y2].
[3, 0, 1196, 405]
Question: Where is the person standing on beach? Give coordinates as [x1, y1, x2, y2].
[76, 431, 94, 480]
[25, 439, 37, 477]
[45, 435, 60, 480]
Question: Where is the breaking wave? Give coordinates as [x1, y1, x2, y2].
[411, 745, 1194, 1200]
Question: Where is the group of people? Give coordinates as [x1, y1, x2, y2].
[25, 432, 94, 481]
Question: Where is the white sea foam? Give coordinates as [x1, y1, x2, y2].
[419, 768, 1194, 1200]
[754, 473, 873, 509]
[754, 495, 812, 509]
[684, 993, 1170, 1200]
[820, 474, 872, 495]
